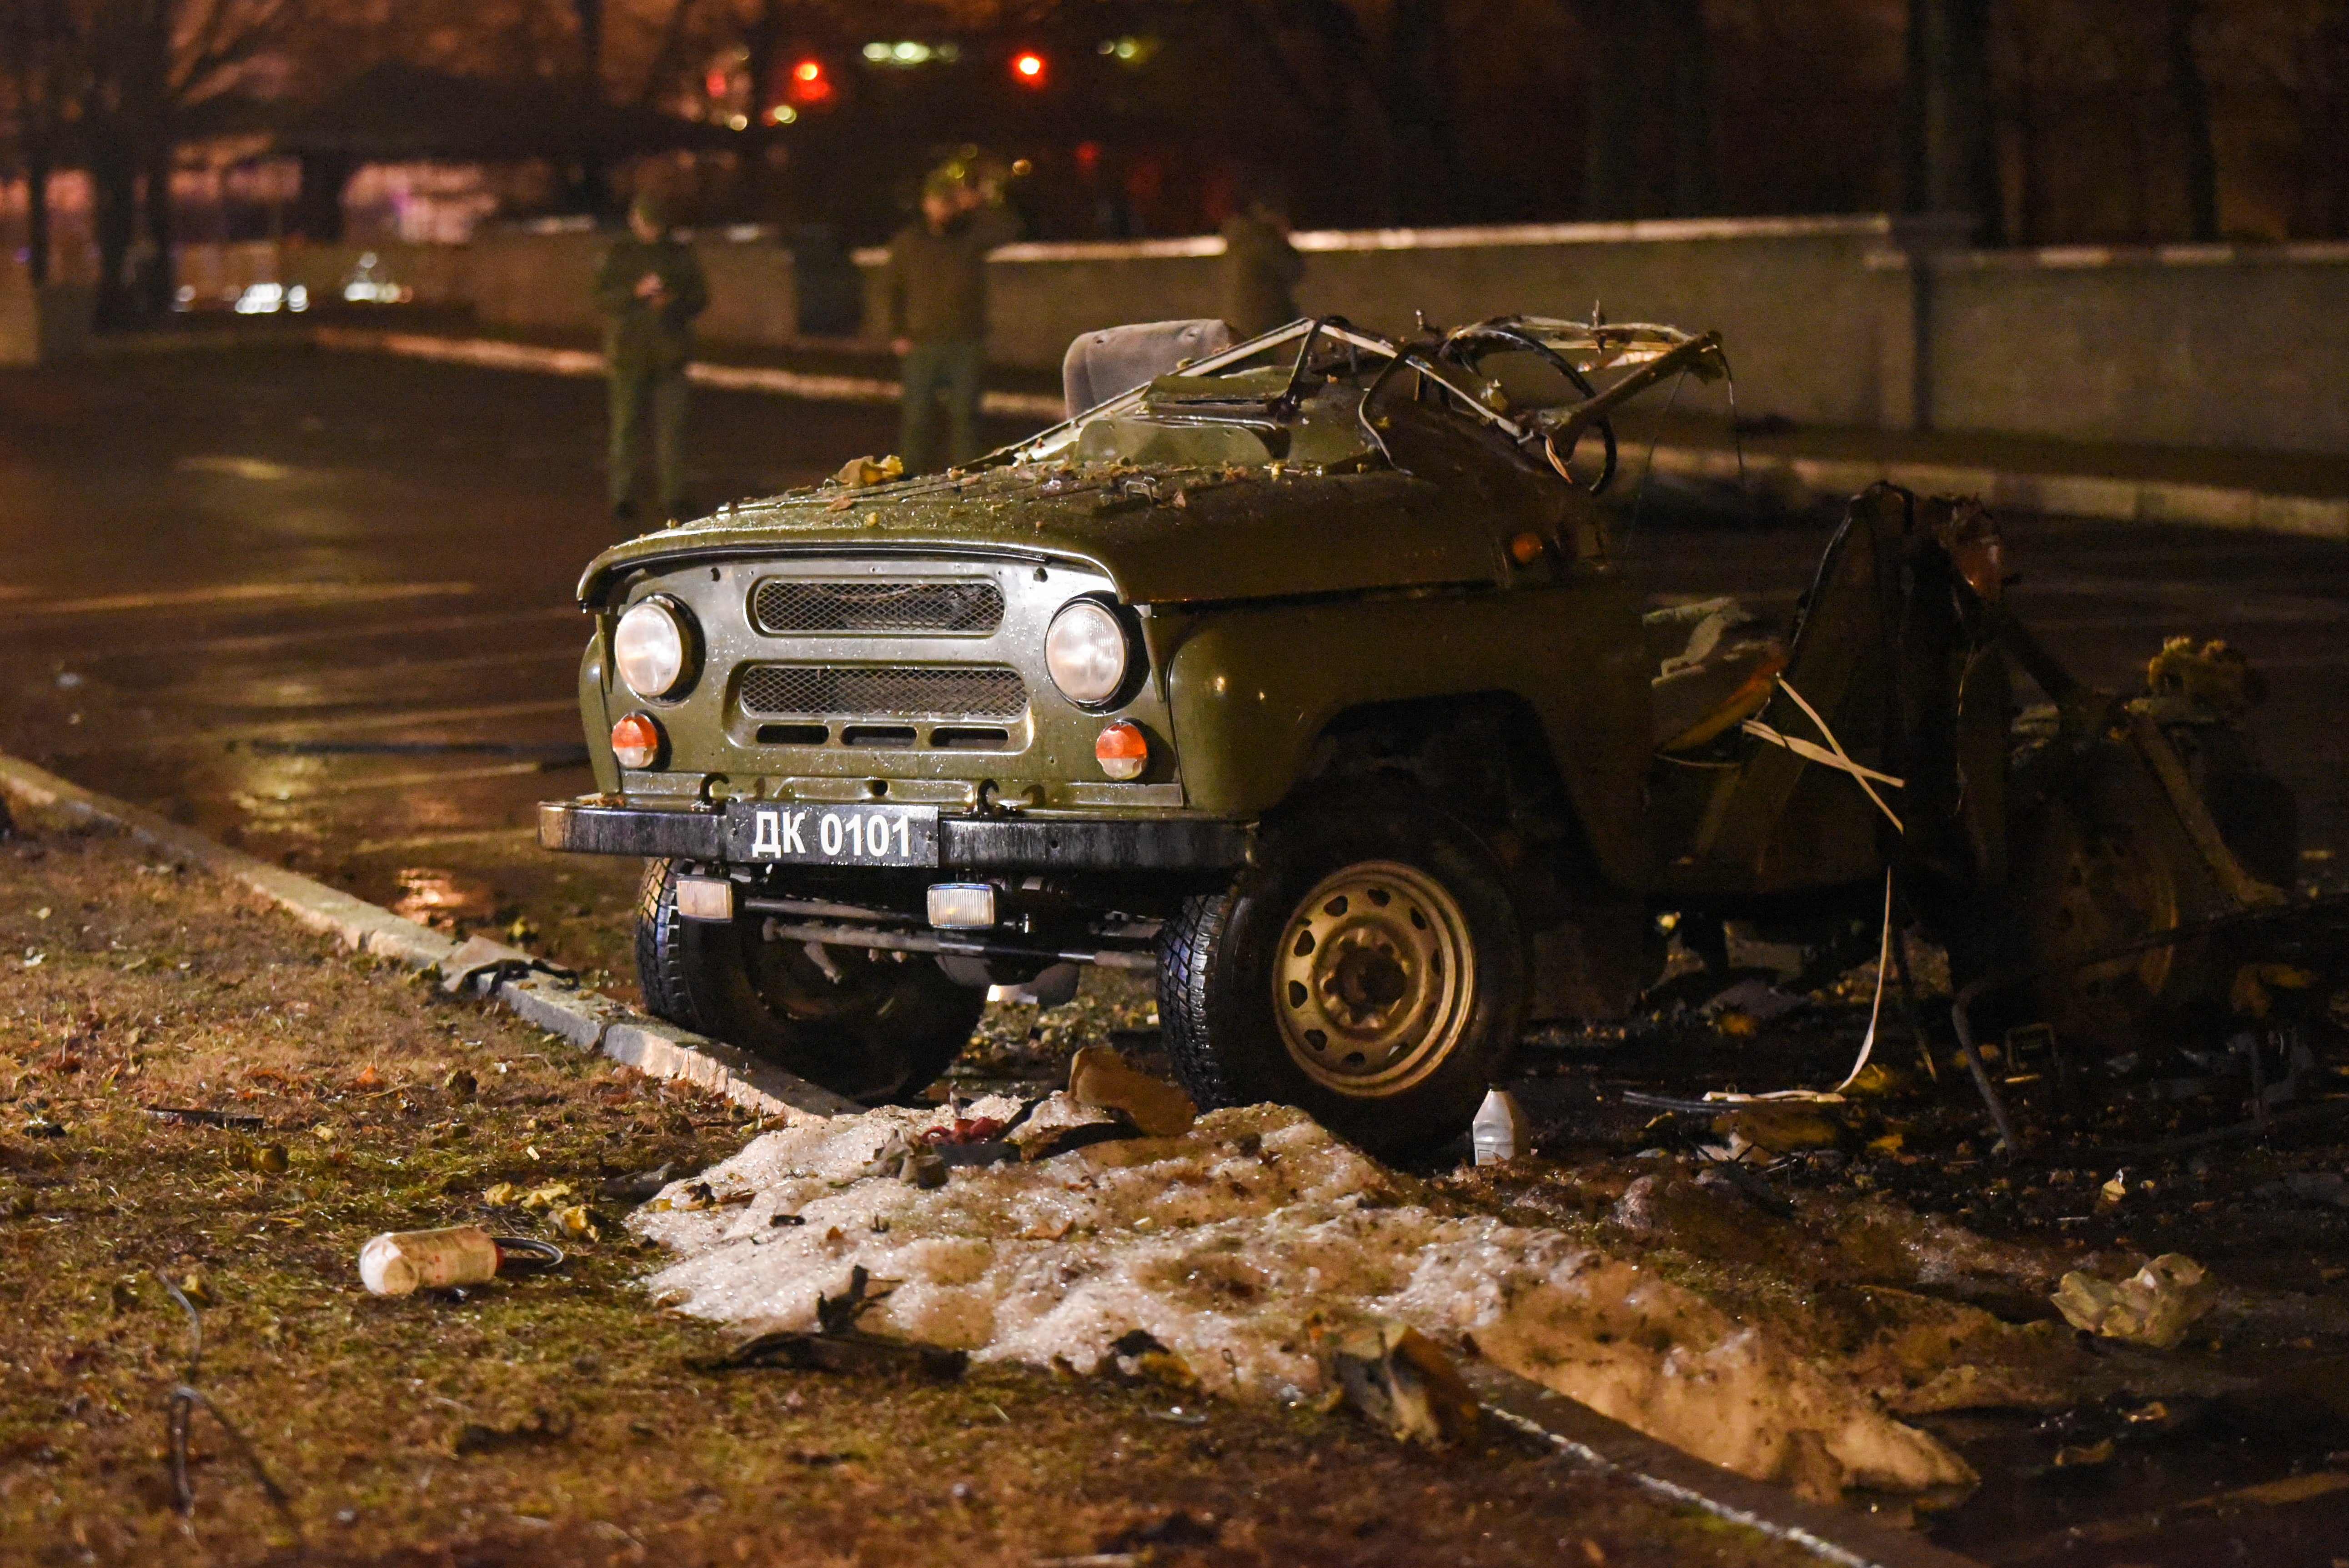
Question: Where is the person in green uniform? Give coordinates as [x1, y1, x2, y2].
[880, 170, 1018, 475]
[1219, 177, 1305, 339]
[595, 192, 708, 522]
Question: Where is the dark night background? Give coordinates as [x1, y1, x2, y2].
[7, 0, 2349, 330]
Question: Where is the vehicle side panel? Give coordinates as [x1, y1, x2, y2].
[1161, 578, 1654, 887]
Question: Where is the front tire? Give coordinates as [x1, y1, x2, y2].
[635, 859, 983, 1102]
[1157, 792, 1528, 1156]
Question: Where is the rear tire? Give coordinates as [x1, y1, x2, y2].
[1969, 740, 2228, 1055]
[635, 859, 983, 1102]
[1156, 791, 1527, 1156]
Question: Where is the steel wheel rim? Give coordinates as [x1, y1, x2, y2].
[1272, 859, 1475, 1097]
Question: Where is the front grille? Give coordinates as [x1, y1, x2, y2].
[752, 578, 1004, 635]
[738, 664, 1029, 721]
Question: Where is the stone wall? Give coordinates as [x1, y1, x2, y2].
[166, 217, 2349, 456]
[1926, 244, 2349, 455]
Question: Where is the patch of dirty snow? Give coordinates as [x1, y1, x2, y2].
[634, 1098, 1976, 1496]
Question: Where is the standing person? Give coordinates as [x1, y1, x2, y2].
[595, 192, 708, 523]
[881, 170, 1018, 475]
[1219, 175, 1305, 339]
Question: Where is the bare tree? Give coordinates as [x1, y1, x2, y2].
[1906, 0, 1999, 239]
[631, 0, 708, 106]
[35, 0, 297, 324]
[2217, 0, 2349, 238]
[1561, 0, 1717, 221]
[0, 0, 75, 283]
[2164, 0, 2218, 240]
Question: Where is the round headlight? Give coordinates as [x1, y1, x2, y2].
[615, 598, 693, 699]
[1044, 599, 1130, 706]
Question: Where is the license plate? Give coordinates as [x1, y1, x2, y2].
[725, 802, 939, 867]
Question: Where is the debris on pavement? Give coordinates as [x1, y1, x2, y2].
[1471, 1087, 1529, 1165]
[691, 1323, 971, 1380]
[2050, 1253, 2218, 1348]
[1319, 1317, 1482, 1447]
[358, 1225, 566, 1296]
[1090, 1509, 1221, 1554]
[143, 1106, 266, 1130]
[687, 1267, 969, 1382]
[2269, 1170, 2349, 1209]
[1703, 977, 1808, 1023]
[451, 1407, 575, 1456]
[1101, 1327, 1201, 1390]
[1066, 1046, 1195, 1137]
[436, 932, 577, 996]
[598, 1162, 676, 1202]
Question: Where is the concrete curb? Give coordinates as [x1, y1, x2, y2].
[1464, 1364, 1985, 1568]
[301, 325, 2346, 540]
[0, 753, 857, 1122]
[1645, 444, 2349, 541]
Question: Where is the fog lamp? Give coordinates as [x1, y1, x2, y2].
[1095, 721, 1148, 781]
[674, 876, 734, 922]
[611, 712, 664, 769]
[928, 883, 997, 929]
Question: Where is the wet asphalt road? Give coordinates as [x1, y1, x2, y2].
[0, 341, 1036, 984]
[3, 340, 2347, 981]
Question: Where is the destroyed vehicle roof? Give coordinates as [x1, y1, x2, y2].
[576, 314, 1727, 607]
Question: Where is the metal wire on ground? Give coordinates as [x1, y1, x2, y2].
[157, 1271, 299, 1534]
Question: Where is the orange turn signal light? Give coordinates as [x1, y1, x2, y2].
[611, 712, 663, 770]
[1509, 531, 1547, 566]
[1095, 721, 1147, 781]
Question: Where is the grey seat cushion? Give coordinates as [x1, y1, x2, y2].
[1062, 319, 1236, 419]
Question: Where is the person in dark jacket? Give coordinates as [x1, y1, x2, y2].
[595, 192, 708, 522]
[880, 171, 1018, 474]
[1218, 179, 1305, 339]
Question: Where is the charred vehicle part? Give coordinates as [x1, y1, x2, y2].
[541, 314, 2293, 1153]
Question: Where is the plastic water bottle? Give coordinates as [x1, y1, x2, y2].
[359, 1225, 501, 1296]
[1471, 1088, 1528, 1167]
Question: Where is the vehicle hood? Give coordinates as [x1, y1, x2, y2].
[576, 461, 1506, 608]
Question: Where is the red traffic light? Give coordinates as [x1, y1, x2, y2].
[786, 57, 833, 105]
[1011, 51, 1046, 85]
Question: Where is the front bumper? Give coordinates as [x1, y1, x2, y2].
[537, 798, 1253, 872]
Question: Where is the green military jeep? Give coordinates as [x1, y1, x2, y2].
[542, 316, 2289, 1153]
